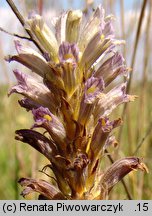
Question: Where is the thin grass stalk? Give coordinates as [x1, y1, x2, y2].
[37, 0, 43, 15]
[14, 143, 20, 199]
[115, 0, 126, 157]
[109, 0, 114, 13]
[136, 1, 151, 146]
[136, 1, 151, 199]
[101, 1, 132, 199]
[134, 122, 152, 155]
[0, 40, 11, 85]
[117, 0, 147, 145]
[133, 121, 152, 198]
[126, 108, 134, 154]
[120, 0, 126, 58]
[117, 2, 139, 153]
[127, 0, 147, 88]
[117, 0, 148, 198]
[7, 97, 20, 199]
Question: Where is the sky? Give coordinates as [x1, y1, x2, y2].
[0, 0, 141, 12]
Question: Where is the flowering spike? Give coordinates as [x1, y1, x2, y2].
[7, 4, 147, 200]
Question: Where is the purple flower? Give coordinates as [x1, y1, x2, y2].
[32, 107, 66, 147]
[59, 42, 79, 63]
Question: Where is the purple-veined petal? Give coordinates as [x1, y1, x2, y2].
[58, 42, 79, 63]
[9, 70, 56, 113]
[100, 157, 148, 193]
[32, 107, 66, 147]
[55, 11, 67, 44]
[94, 52, 127, 86]
[78, 77, 104, 126]
[14, 40, 42, 57]
[80, 32, 125, 73]
[104, 135, 118, 150]
[18, 177, 65, 199]
[9, 69, 28, 94]
[5, 40, 51, 77]
[78, 5, 105, 52]
[18, 98, 40, 111]
[89, 117, 112, 157]
[79, 6, 118, 72]
[32, 106, 53, 126]
[15, 129, 57, 160]
[88, 117, 121, 170]
[84, 76, 105, 104]
[102, 17, 115, 39]
[66, 10, 82, 43]
[94, 83, 136, 122]
[80, 31, 103, 71]
[26, 14, 58, 62]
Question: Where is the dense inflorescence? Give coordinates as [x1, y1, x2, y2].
[7, 5, 147, 199]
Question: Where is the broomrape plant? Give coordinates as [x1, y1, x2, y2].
[6, 5, 148, 199]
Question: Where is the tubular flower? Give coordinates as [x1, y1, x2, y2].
[7, 5, 148, 200]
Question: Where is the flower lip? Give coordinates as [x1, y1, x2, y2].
[58, 42, 79, 63]
[32, 106, 66, 147]
[32, 106, 52, 125]
[84, 76, 105, 104]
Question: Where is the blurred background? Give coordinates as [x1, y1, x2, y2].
[0, 0, 152, 199]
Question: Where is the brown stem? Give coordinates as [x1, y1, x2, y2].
[136, 0, 151, 146]
[0, 26, 32, 41]
[6, 0, 46, 54]
[126, 0, 147, 94]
